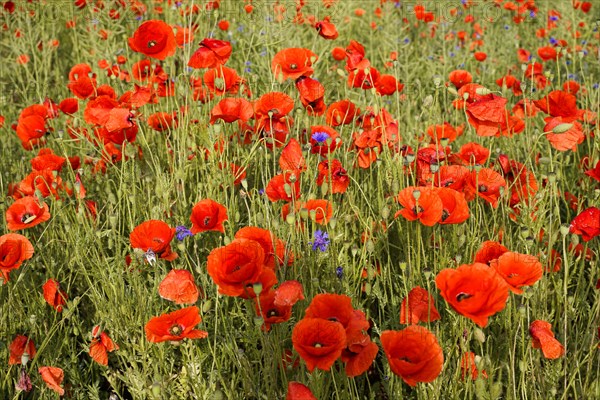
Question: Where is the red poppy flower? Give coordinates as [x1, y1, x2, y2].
[537, 46, 558, 61]
[254, 289, 293, 331]
[317, 159, 350, 194]
[533, 90, 580, 121]
[497, 154, 538, 207]
[129, 220, 177, 261]
[341, 323, 379, 377]
[380, 326, 444, 387]
[474, 52, 487, 61]
[5, 196, 51, 231]
[58, 97, 79, 114]
[286, 382, 317, 400]
[496, 74, 523, 96]
[203, 65, 242, 96]
[344, 40, 365, 70]
[67, 63, 97, 99]
[190, 199, 228, 234]
[158, 269, 201, 304]
[274, 280, 304, 307]
[569, 207, 600, 242]
[15, 104, 49, 149]
[210, 97, 253, 124]
[253, 92, 294, 131]
[147, 111, 177, 132]
[326, 99, 360, 126]
[436, 263, 510, 327]
[206, 238, 268, 297]
[347, 60, 380, 89]
[460, 352, 487, 380]
[529, 320, 564, 359]
[396, 186, 443, 226]
[128, 20, 176, 60]
[42, 279, 68, 312]
[449, 142, 490, 166]
[295, 77, 326, 116]
[0, 233, 34, 283]
[39, 366, 65, 396]
[280, 138, 307, 176]
[266, 173, 301, 202]
[145, 306, 208, 343]
[437, 187, 470, 225]
[400, 286, 441, 324]
[30, 148, 66, 172]
[303, 199, 334, 225]
[448, 69, 472, 89]
[474, 240, 508, 265]
[234, 226, 292, 269]
[427, 122, 463, 144]
[585, 160, 600, 182]
[271, 48, 317, 81]
[9, 335, 36, 365]
[188, 38, 232, 69]
[490, 252, 543, 294]
[466, 94, 509, 137]
[89, 326, 118, 366]
[305, 293, 354, 327]
[292, 318, 347, 372]
[464, 168, 506, 208]
[374, 74, 403, 96]
[562, 80, 580, 95]
[433, 165, 469, 191]
[315, 18, 338, 39]
[16, 169, 65, 199]
[543, 117, 585, 152]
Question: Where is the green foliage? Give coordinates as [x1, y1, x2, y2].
[1, 0, 599, 399]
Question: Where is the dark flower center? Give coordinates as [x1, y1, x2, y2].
[203, 216, 212, 227]
[456, 292, 473, 302]
[148, 40, 157, 48]
[478, 184, 488, 192]
[267, 309, 279, 318]
[21, 213, 35, 223]
[412, 206, 424, 215]
[169, 324, 184, 336]
[290, 63, 297, 70]
[441, 210, 450, 221]
[313, 342, 323, 348]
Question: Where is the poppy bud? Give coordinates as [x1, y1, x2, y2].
[151, 382, 162, 397]
[252, 282, 263, 296]
[551, 123, 573, 133]
[475, 87, 492, 95]
[286, 213, 295, 225]
[474, 328, 486, 343]
[21, 351, 30, 366]
[202, 300, 212, 313]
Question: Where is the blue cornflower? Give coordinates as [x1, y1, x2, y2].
[336, 266, 344, 279]
[549, 37, 558, 45]
[529, 10, 536, 18]
[258, 188, 265, 196]
[176, 226, 193, 241]
[549, 15, 559, 22]
[311, 131, 330, 143]
[309, 230, 330, 252]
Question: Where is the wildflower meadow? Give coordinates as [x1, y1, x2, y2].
[1, 0, 599, 398]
